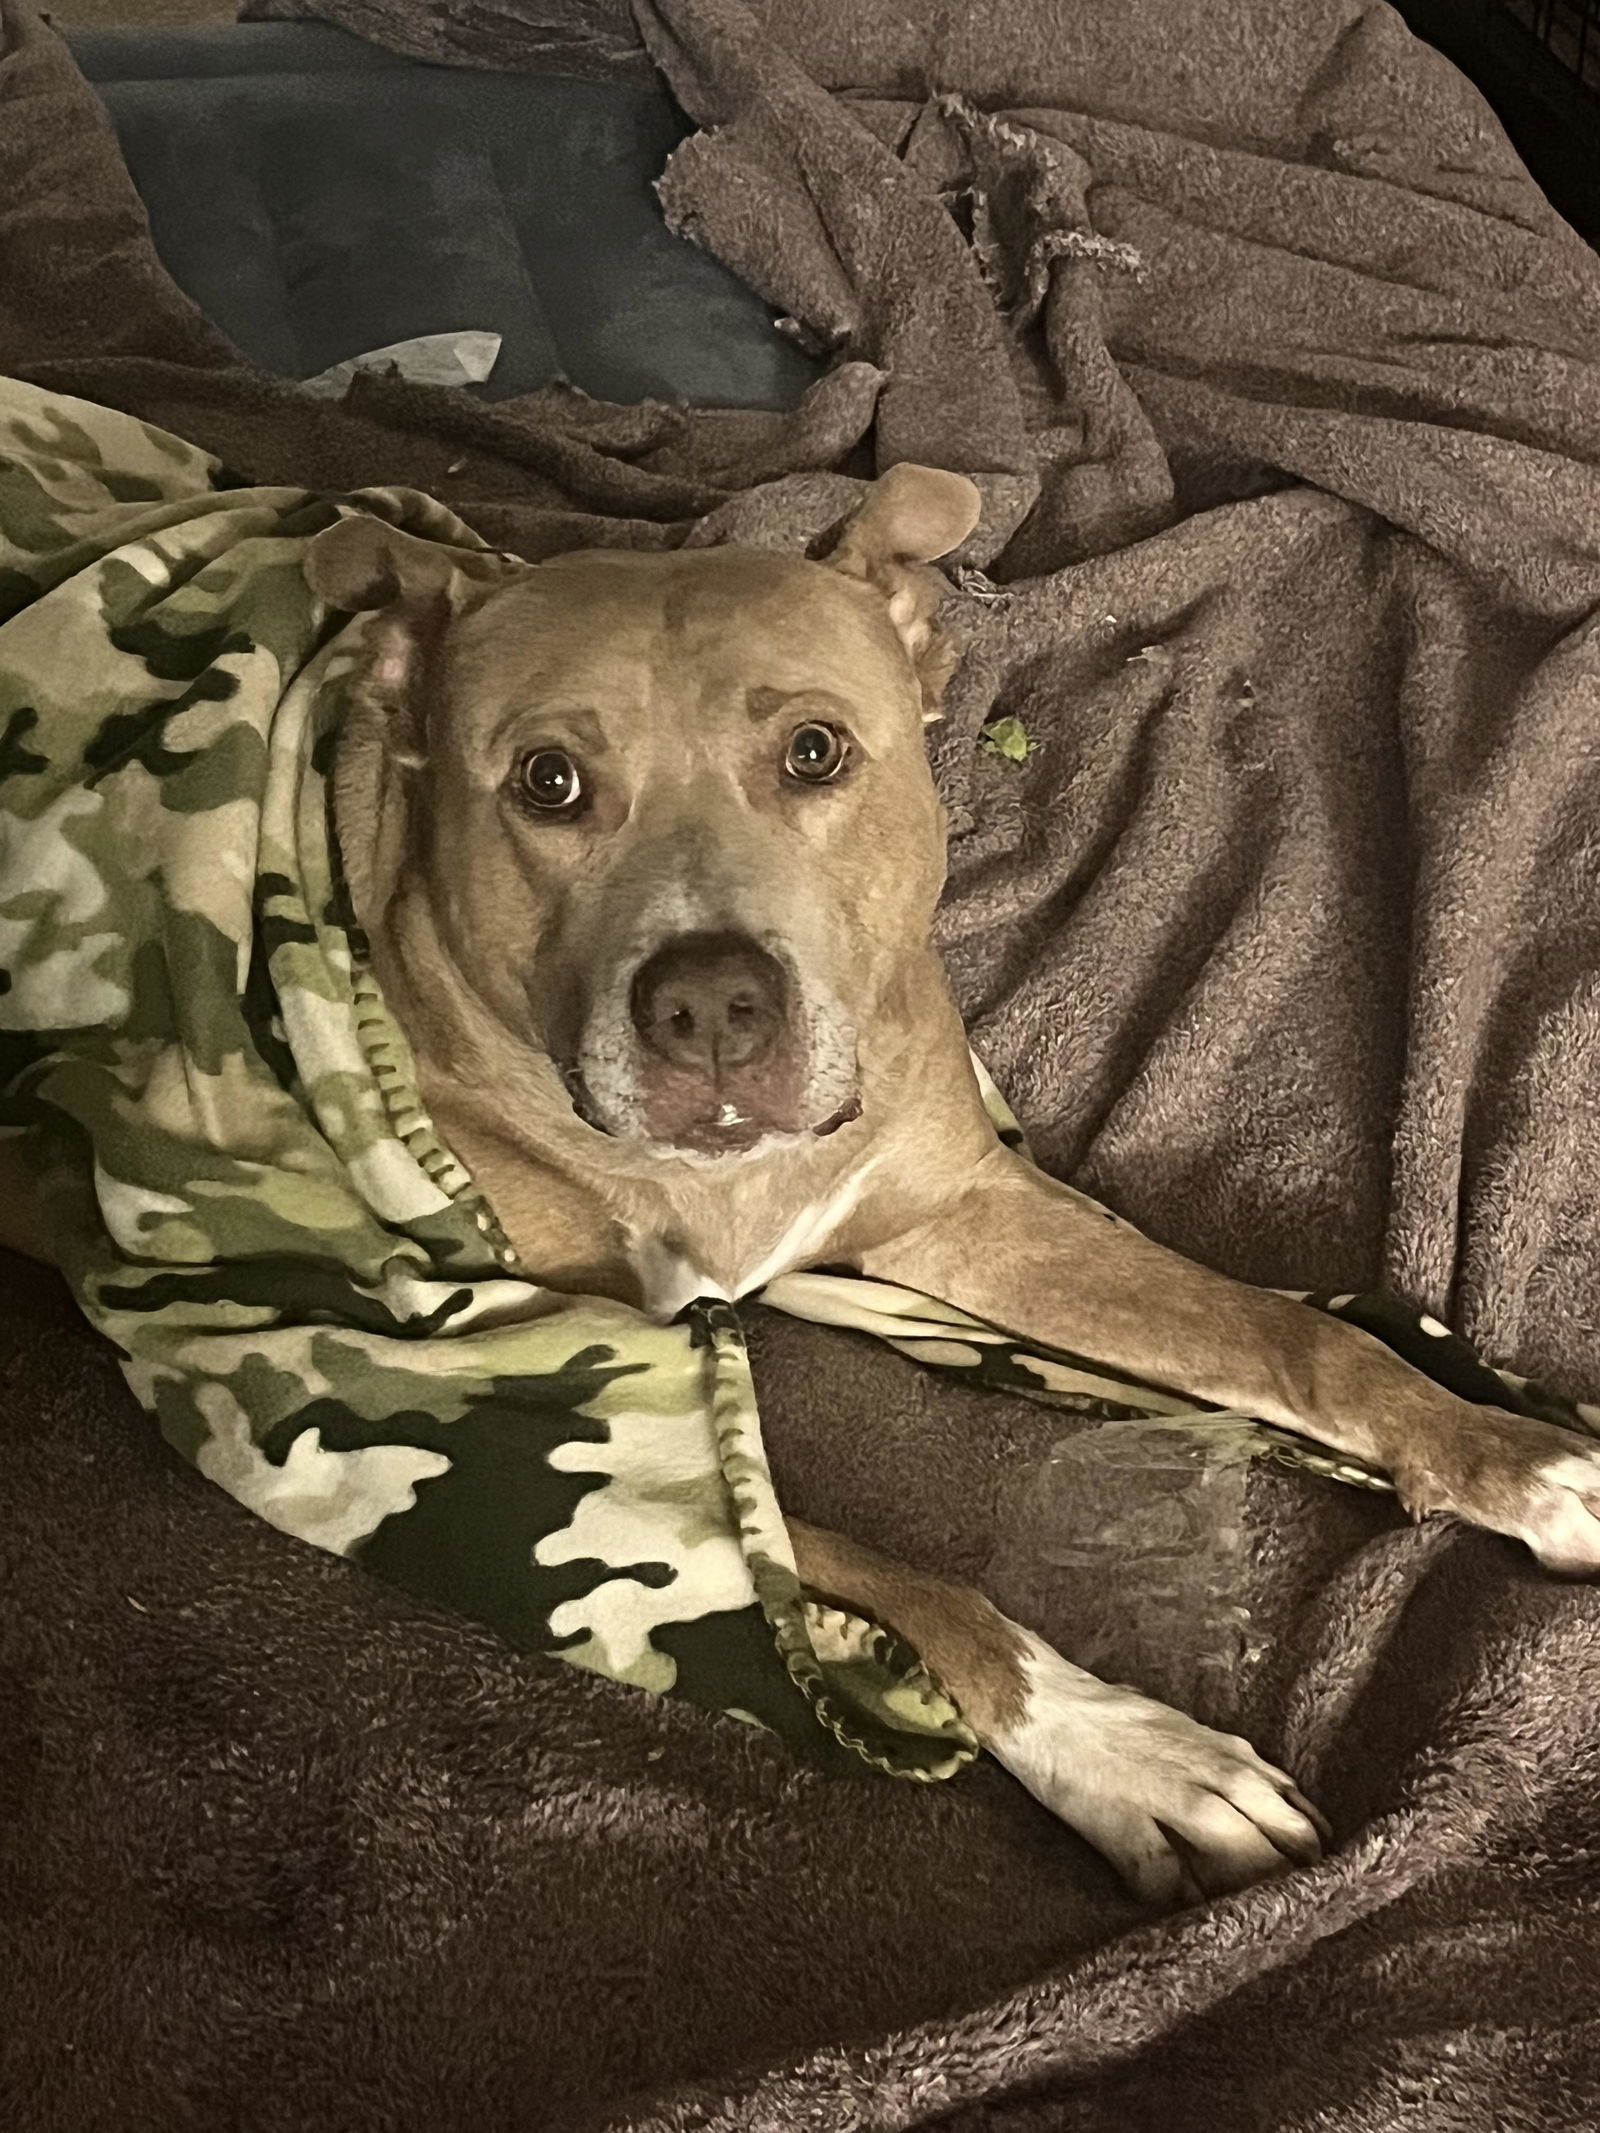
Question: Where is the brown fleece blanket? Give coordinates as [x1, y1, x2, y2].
[5, 1, 1600, 2125]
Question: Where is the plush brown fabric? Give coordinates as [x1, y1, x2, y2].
[4, 1, 1600, 2124]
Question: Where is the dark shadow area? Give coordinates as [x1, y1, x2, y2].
[1396, 0, 1600, 247]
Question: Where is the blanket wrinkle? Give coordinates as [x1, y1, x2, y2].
[641, 9, 1041, 484]
[5, 0, 1600, 2125]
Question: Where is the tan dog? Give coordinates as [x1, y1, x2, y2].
[290, 464, 1600, 1905]
[11, 464, 1600, 1907]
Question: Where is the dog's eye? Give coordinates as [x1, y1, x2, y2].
[516, 749, 584, 813]
[784, 722, 849, 784]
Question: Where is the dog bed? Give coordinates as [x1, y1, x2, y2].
[65, 20, 818, 409]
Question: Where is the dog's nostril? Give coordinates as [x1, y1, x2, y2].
[629, 932, 789, 1070]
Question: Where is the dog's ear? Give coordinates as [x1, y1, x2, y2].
[306, 514, 514, 764]
[307, 515, 514, 924]
[824, 465, 982, 723]
[307, 512, 512, 614]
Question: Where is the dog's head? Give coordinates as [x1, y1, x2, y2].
[307, 466, 981, 1158]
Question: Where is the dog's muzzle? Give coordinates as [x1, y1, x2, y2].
[630, 931, 789, 1084]
[570, 929, 860, 1155]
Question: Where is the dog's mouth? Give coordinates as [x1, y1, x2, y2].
[562, 1066, 860, 1156]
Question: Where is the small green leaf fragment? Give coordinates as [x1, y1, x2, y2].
[979, 715, 1039, 763]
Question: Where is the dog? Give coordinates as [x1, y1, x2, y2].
[7, 459, 1599, 1909]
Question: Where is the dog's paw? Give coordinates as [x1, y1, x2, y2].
[1394, 1406, 1600, 1576]
[985, 1631, 1328, 1907]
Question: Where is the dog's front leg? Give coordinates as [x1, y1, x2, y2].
[857, 1146, 1600, 1575]
[787, 1517, 1328, 1906]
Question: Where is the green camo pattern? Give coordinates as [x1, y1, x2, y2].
[0, 377, 975, 1777]
[3, 379, 1594, 1778]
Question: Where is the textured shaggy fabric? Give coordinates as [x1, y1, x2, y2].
[4, 0, 1600, 2125]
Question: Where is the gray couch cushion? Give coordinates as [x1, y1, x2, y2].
[66, 22, 817, 409]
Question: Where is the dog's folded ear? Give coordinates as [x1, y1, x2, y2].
[306, 512, 511, 615]
[827, 464, 983, 579]
[305, 513, 517, 776]
[306, 515, 519, 918]
[824, 465, 983, 723]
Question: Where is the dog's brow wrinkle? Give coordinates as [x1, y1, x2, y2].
[745, 686, 852, 724]
[490, 703, 609, 752]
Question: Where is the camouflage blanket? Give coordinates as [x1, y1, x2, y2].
[5, 373, 1594, 1789]
[0, 375, 984, 1778]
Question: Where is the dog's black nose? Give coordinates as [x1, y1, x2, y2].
[629, 933, 789, 1075]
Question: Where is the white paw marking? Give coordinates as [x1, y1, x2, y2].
[1521, 1447, 1600, 1571]
[985, 1630, 1325, 1906]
